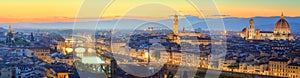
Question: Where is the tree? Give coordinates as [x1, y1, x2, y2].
[100, 65, 110, 78]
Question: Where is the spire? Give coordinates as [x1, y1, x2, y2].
[7, 25, 13, 33]
[249, 18, 254, 24]
[281, 12, 284, 19]
[8, 25, 11, 33]
[249, 18, 254, 29]
[30, 32, 34, 42]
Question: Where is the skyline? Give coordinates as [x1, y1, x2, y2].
[1, 15, 300, 33]
[0, 0, 300, 23]
[0, 1, 300, 78]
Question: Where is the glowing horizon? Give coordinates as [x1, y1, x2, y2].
[0, 0, 300, 23]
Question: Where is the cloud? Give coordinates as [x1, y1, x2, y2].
[0, 17, 76, 23]
[210, 14, 231, 17]
[0, 16, 171, 23]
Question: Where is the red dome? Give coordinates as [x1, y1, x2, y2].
[274, 19, 290, 31]
[273, 13, 294, 40]
[274, 13, 291, 34]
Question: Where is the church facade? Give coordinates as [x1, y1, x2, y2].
[240, 13, 294, 40]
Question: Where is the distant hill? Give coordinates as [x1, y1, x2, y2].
[190, 16, 300, 33]
[0, 15, 299, 33]
[0, 27, 7, 32]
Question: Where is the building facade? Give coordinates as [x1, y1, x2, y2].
[287, 63, 300, 78]
[269, 58, 290, 77]
[29, 47, 52, 63]
[240, 13, 294, 40]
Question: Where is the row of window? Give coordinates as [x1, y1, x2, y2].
[288, 66, 299, 69]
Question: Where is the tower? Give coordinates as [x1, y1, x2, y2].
[6, 25, 14, 46]
[281, 12, 284, 19]
[256, 29, 261, 40]
[168, 14, 181, 44]
[245, 26, 249, 39]
[30, 32, 34, 42]
[173, 14, 179, 35]
[248, 19, 256, 39]
[8, 25, 12, 33]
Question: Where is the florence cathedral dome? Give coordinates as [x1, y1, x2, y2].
[273, 13, 294, 40]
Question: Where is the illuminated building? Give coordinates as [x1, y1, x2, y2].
[269, 58, 290, 77]
[168, 14, 212, 45]
[222, 59, 238, 71]
[199, 56, 209, 68]
[29, 47, 52, 63]
[240, 13, 294, 40]
[273, 13, 294, 40]
[53, 38, 74, 55]
[54, 56, 74, 66]
[254, 63, 269, 75]
[111, 42, 126, 53]
[57, 39, 66, 53]
[170, 51, 181, 65]
[287, 62, 300, 78]
[44, 65, 73, 78]
[248, 19, 256, 40]
[57, 72, 70, 78]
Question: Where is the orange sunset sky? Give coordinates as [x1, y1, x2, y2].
[0, 0, 300, 23]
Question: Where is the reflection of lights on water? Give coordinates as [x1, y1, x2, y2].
[75, 47, 85, 53]
[77, 41, 83, 43]
[82, 56, 105, 64]
[88, 48, 96, 53]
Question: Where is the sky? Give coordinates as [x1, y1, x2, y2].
[0, 0, 300, 23]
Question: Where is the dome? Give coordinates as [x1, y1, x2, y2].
[273, 13, 294, 40]
[242, 26, 248, 32]
[249, 18, 254, 22]
[274, 13, 291, 34]
[242, 28, 246, 32]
